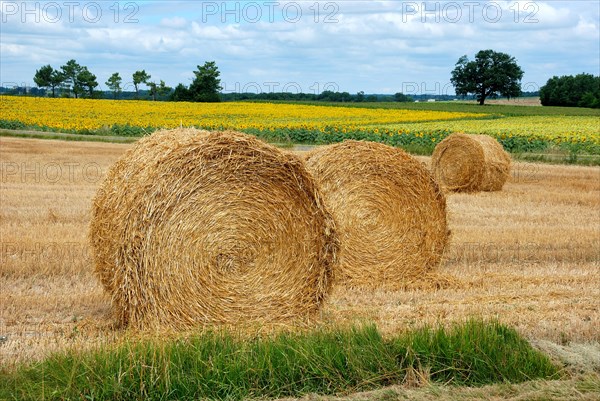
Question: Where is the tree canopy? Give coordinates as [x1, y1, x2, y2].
[188, 61, 222, 102]
[33, 65, 64, 98]
[539, 73, 599, 108]
[451, 50, 524, 105]
[148, 80, 172, 101]
[106, 73, 123, 99]
[34, 60, 99, 98]
[394, 92, 413, 102]
[132, 70, 151, 98]
[61, 59, 85, 98]
[77, 68, 98, 98]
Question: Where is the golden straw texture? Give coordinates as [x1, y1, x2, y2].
[431, 133, 511, 192]
[89, 128, 338, 329]
[304, 140, 449, 289]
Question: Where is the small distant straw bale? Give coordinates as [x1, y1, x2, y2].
[431, 133, 511, 192]
[89, 128, 338, 329]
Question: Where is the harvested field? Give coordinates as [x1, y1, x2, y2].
[1, 136, 599, 371]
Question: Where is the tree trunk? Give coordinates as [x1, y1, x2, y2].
[478, 88, 486, 105]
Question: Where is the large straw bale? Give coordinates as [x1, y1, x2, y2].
[304, 140, 449, 289]
[89, 128, 338, 328]
[431, 133, 511, 192]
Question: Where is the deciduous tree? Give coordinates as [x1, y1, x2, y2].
[451, 50, 524, 105]
[540, 73, 599, 108]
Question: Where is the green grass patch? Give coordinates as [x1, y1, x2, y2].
[0, 129, 139, 144]
[392, 321, 559, 386]
[257, 100, 600, 117]
[513, 151, 600, 166]
[0, 119, 155, 137]
[2, 125, 598, 165]
[0, 320, 559, 401]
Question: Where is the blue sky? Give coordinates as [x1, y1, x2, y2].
[1, 0, 598, 95]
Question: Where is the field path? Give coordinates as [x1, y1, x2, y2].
[0, 128, 138, 143]
[0, 128, 322, 152]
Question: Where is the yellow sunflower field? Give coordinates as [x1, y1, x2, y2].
[1, 96, 598, 154]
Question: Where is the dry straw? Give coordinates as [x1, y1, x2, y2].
[89, 128, 338, 329]
[304, 140, 450, 289]
[431, 133, 511, 192]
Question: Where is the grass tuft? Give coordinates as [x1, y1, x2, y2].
[393, 320, 560, 386]
[0, 320, 559, 401]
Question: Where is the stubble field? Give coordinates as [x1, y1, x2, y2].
[1, 136, 599, 398]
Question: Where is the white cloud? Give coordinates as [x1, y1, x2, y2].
[574, 18, 599, 37]
[160, 16, 187, 29]
[1, 0, 598, 93]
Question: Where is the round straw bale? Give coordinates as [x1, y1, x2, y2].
[304, 141, 449, 289]
[431, 133, 511, 192]
[89, 128, 338, 329]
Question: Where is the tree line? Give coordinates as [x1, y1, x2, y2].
[219, 91, 414, 103]
[33, 60, 99, 99]
[32, 60, 415, 103]
[33, 60, 223, 102]
[539, 73, 599, 108]
[33, 51, 524, 105]
[30, 53, 598, 107]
